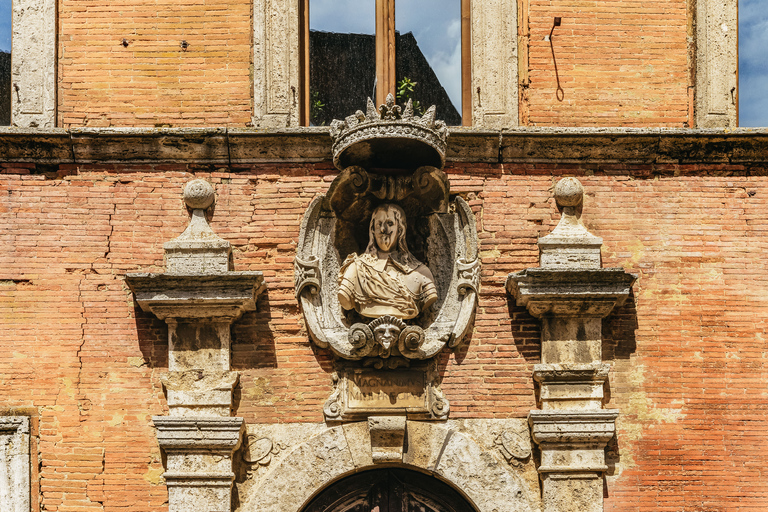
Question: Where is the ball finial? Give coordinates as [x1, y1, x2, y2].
[553, 177, 584, 208]
[183, 179, 215, 210]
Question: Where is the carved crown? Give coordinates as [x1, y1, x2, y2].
[329, 94, 448, 172]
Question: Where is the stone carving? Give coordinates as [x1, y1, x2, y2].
[495, 428, 532, 463]
[330, 95, 448, 171]
[323, 366, 449, 422]
[338, 204, 437, 320]
[295, 98, 479, 371]
[297, 97, 478, 423]
[243, 435, 288, 468]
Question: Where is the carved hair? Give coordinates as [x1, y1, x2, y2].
[365, 204, 414, 266]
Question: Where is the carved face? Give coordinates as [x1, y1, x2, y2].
[373, 323, 401, 350]
[372, 208, 398, 253]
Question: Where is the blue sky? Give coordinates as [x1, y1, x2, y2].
[739, 0, 768, 127]
[0, 0, 9, 53]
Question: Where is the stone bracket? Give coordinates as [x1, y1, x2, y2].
[368, 416, 407, 463]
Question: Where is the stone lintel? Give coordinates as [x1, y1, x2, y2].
[153, 416, 245, 452]
[506, 268, 636, 319]
[125, 272, 264, 321]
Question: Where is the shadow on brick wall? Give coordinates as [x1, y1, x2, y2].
[231, 290, 277, 370]
[135, 303, 169, 368]
[507, 300, 543, 363]
[602, 290, 638, 361]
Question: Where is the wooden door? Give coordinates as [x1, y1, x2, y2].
[302, 468, 475, 512]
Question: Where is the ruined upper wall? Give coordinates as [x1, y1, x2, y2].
[47, 0, 709, 128]
[524, 0, 690, 127]
[57, 0, 253, 128]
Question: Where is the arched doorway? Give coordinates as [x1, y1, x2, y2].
[301, 467, 478, 512]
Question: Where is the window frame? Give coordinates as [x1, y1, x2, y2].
[300, 0, 472, 126]
[11, 0, 57, 128]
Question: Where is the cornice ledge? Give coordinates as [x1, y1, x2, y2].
[1, 127, 768, 165]
[501, 127, 768, 164]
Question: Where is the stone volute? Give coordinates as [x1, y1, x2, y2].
[506, 178, 636, 512]
[126, 179, 265, 512]
[296, 96, 479, 423]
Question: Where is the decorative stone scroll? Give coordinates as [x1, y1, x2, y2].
[296, 96, 479, 421]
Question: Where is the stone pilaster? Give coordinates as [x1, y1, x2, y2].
[126, 179, 264, 512]
[507, 178, 635, 512]
[155, 417, 245, 512]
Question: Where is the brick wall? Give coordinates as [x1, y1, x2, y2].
[2, 163, 768, 510]
[58, 0, 253, 128]
[524, 0, 691, 127]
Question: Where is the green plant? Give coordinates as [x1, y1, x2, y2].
[396, 77, 425, 115]
[310, 91, 326, 126]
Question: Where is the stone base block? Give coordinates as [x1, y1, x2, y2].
[541, 472, 604, 512]
[167, 477, 235, 512]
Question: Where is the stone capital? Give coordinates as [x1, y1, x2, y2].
[125, 272, 264, 322]
[506, 268, 635, 319]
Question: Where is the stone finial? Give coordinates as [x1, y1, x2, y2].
[553, 176, 584, 209]
[164, 179, 231, 274]
[183, 178, 215, 210]
[538, 177, 602, 269]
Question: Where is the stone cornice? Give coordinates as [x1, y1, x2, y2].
[3, 127, 768, 165]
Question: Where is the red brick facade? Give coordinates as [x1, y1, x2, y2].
[3, 161, 768, 510]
